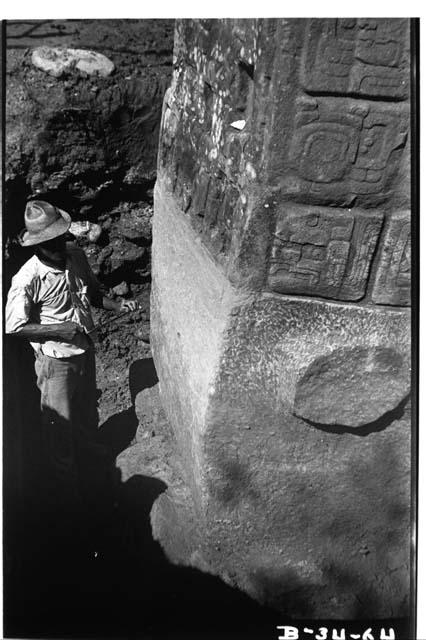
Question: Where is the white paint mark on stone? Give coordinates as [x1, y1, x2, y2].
[230, 120, 246, 130]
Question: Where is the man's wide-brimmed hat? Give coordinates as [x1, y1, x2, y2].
[18, 200, 71, 247]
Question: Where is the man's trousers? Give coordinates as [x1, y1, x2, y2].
[34, 348, 99, 507]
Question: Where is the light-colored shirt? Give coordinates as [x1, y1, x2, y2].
[5, 245, 101, 358]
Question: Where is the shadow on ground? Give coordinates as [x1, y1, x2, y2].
[96, 357, 158, 457]
[4, 353, 278, 639]
[3, 351, 413, 639]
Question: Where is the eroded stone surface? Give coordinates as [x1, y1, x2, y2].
[293, 346, 410, 427]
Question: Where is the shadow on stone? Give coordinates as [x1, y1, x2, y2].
[3, 350, 412, 639]
[301, 393, 410, 437]
[92, 472, 280, 639]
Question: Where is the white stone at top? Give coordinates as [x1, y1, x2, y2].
[31, 47, 115, 78]
[69, 221, 102, 243]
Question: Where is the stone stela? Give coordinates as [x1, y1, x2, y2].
[151, 18, 412, 620]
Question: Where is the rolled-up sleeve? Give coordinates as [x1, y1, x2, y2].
[5, 280, 34, 334]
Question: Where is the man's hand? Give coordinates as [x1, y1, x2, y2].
[101, 296, 140, 314]
[57, 321, 85, 342]
[118, 299, 139, 313]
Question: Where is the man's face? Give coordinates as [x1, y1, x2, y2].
[36, 234, 67, 264]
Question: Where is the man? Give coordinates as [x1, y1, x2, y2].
[5, 200, 138, 514]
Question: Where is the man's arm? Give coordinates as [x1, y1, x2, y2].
[13, 322, 85, 343]
[79, 249, 138, 314]
[5, 269, 85, 343]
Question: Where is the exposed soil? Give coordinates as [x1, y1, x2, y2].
[5, 18, 174, 425]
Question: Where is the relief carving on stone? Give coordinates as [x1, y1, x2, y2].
[372, 211, 411, 306]
[302, 18, 409, 100]
[284, 97, 408, 204]
[163, 20, 411, 306]
[268, 203, 383, 301]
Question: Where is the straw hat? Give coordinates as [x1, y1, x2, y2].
[18, 200, 71, 247]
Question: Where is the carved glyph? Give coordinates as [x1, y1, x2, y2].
[302, 18, 409, 100]
[372, 211, 411, 306]
[268, 203, 383, 301]
[285, 97, 408, 204]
